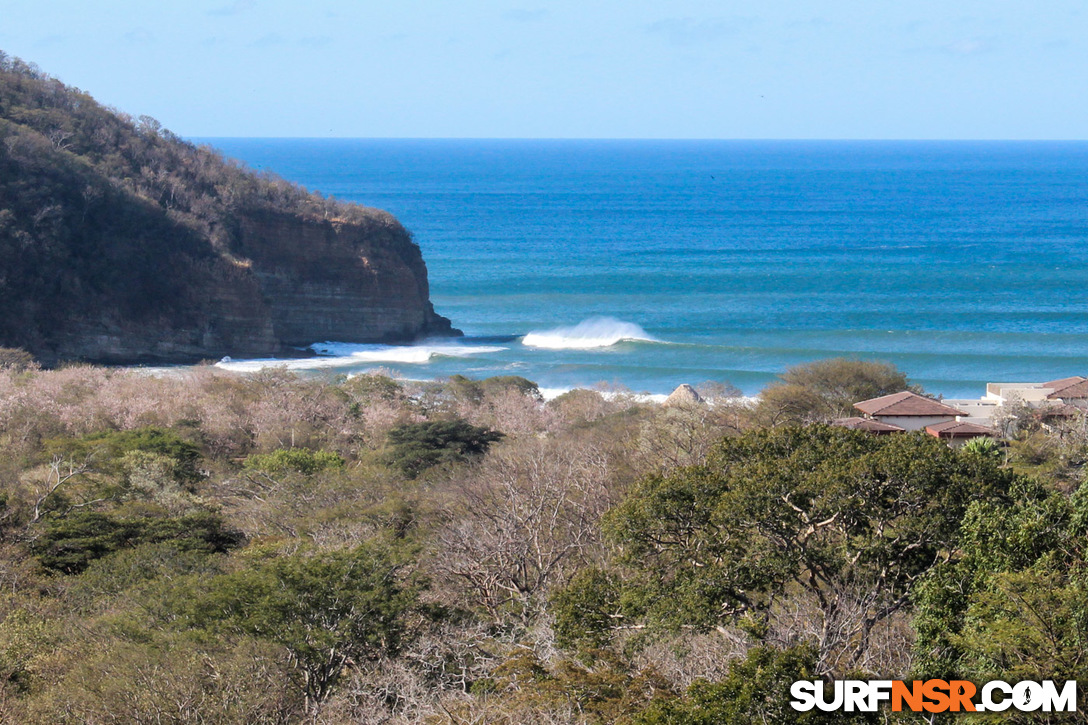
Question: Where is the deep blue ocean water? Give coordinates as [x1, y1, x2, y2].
[202, 139, 1088, 398]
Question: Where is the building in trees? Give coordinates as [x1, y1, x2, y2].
[945, 375, 1088, 433]
[923, 419, 997, 448]
[989, 376, 1088, 406]
[949, 376, 1088, 413]
[835, 392, 998, 446]
[851, 391, 966, 431]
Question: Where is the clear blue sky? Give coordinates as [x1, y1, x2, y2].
[2, 1, 1086, 139]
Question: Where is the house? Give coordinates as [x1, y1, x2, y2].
[924, 420, 997, 448]
[982, 376, 1088, 408]
[938, 397, 999, 426]
[1035, 403, 1083, 437]
[843, 378, 1086, 443]
[948, 376, 1088, 433]
[1043, 377, 1088, 407]
[852, 391, 965, 432]
[983, 382, 1055, 405]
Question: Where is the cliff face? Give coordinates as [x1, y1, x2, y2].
[0, 53, 459, 365]
[14, 207, 459, 365]
[238, 212, 456, 348]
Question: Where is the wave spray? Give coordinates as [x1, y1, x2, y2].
[522, 317, 659, 350]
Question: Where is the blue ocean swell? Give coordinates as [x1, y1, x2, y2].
[200, 139, 1088, 397]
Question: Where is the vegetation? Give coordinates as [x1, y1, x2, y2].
[384, 419, 503, 477]
[0, 347, 35, 371]
[0, 359, 1085, 722]
[597, 427, 1014, 673]
[182, 544, 417, 711]
[244, 447, 346, 475]
[756, 358, 917, 424]
[912, 479, 1088, 692]
[31, 508, 242, 574]
[633, 645, 863, 725]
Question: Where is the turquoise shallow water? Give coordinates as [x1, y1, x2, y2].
[202, 139, 1088, 397]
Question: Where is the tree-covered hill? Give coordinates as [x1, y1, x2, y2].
[0, 51, 456, 364]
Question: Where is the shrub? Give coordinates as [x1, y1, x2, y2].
[634, 645, 862, 724]
[0, 347, 35, 371]
[961, 436, 1002, 460]
[46, 426, 204, 486]
[31, 508, 244, 574]
[243, 448, 345, 475]
[384, 419, 503, 478]
[343, 372, 404, 404]
[480, 375, 542, 401]
[756, 358, 915, 424]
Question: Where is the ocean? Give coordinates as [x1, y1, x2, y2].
[201, 139, 1088, 398]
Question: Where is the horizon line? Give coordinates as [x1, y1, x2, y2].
[189, 136, 1088, 143]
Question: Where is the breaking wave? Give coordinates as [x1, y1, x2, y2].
[214, 342, 507, 372]
[521, 317, 660, 349]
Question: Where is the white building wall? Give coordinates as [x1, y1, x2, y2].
[985, 383, 1053, 403]
[943, 399, 999, 426]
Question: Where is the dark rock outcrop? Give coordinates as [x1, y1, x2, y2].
[40, 211, 459, 365]
[237, 211, 456, 348]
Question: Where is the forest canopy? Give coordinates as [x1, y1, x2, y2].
[0, 359, 1084, 722]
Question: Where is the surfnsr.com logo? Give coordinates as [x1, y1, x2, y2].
[790, 680, 1078, 714]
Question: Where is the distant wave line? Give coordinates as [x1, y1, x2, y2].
[215, 342, 507, 371]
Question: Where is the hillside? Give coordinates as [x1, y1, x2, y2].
[0, 52, 458, 364]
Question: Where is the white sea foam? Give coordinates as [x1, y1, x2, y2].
[214, 342, 506, 372]
[538, 385, 757, 405]
[540, 386, 672, 404]
[522, 317, 659, 349]
[535, 387, 568, 401]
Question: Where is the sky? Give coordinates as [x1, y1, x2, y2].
[2, 1, 1086, 139]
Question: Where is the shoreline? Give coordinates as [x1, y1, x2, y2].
[120, 353, 1010, 413]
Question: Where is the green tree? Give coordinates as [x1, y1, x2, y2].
[633, 645, 874, 725]
[242, 447, 345, 475]
[343, 372, 404, 405]
[183, 545, 417, 710]
[757, 358, 915, 425]
[603, 426, 1013, 673]
[31, 507, 243, 574]
[552, 567, 622, 650]
[384, 419, 503, 477]
[47, 426, 204, 486]
[911, 480, 1088, 721]
[0, 347, 35, 370]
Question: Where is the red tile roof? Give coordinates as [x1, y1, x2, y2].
[854, 391, 965, 418]
[1047, 377, 1088, 400]
[925, 420, 995, 438]
[1044, 376, 1085, 390]
[831, 417, 905, 433]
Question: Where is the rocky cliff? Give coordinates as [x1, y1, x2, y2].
[237, 211, 455, 348]
[0, 52, 458, 365]
[41, 210, 459, 364]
